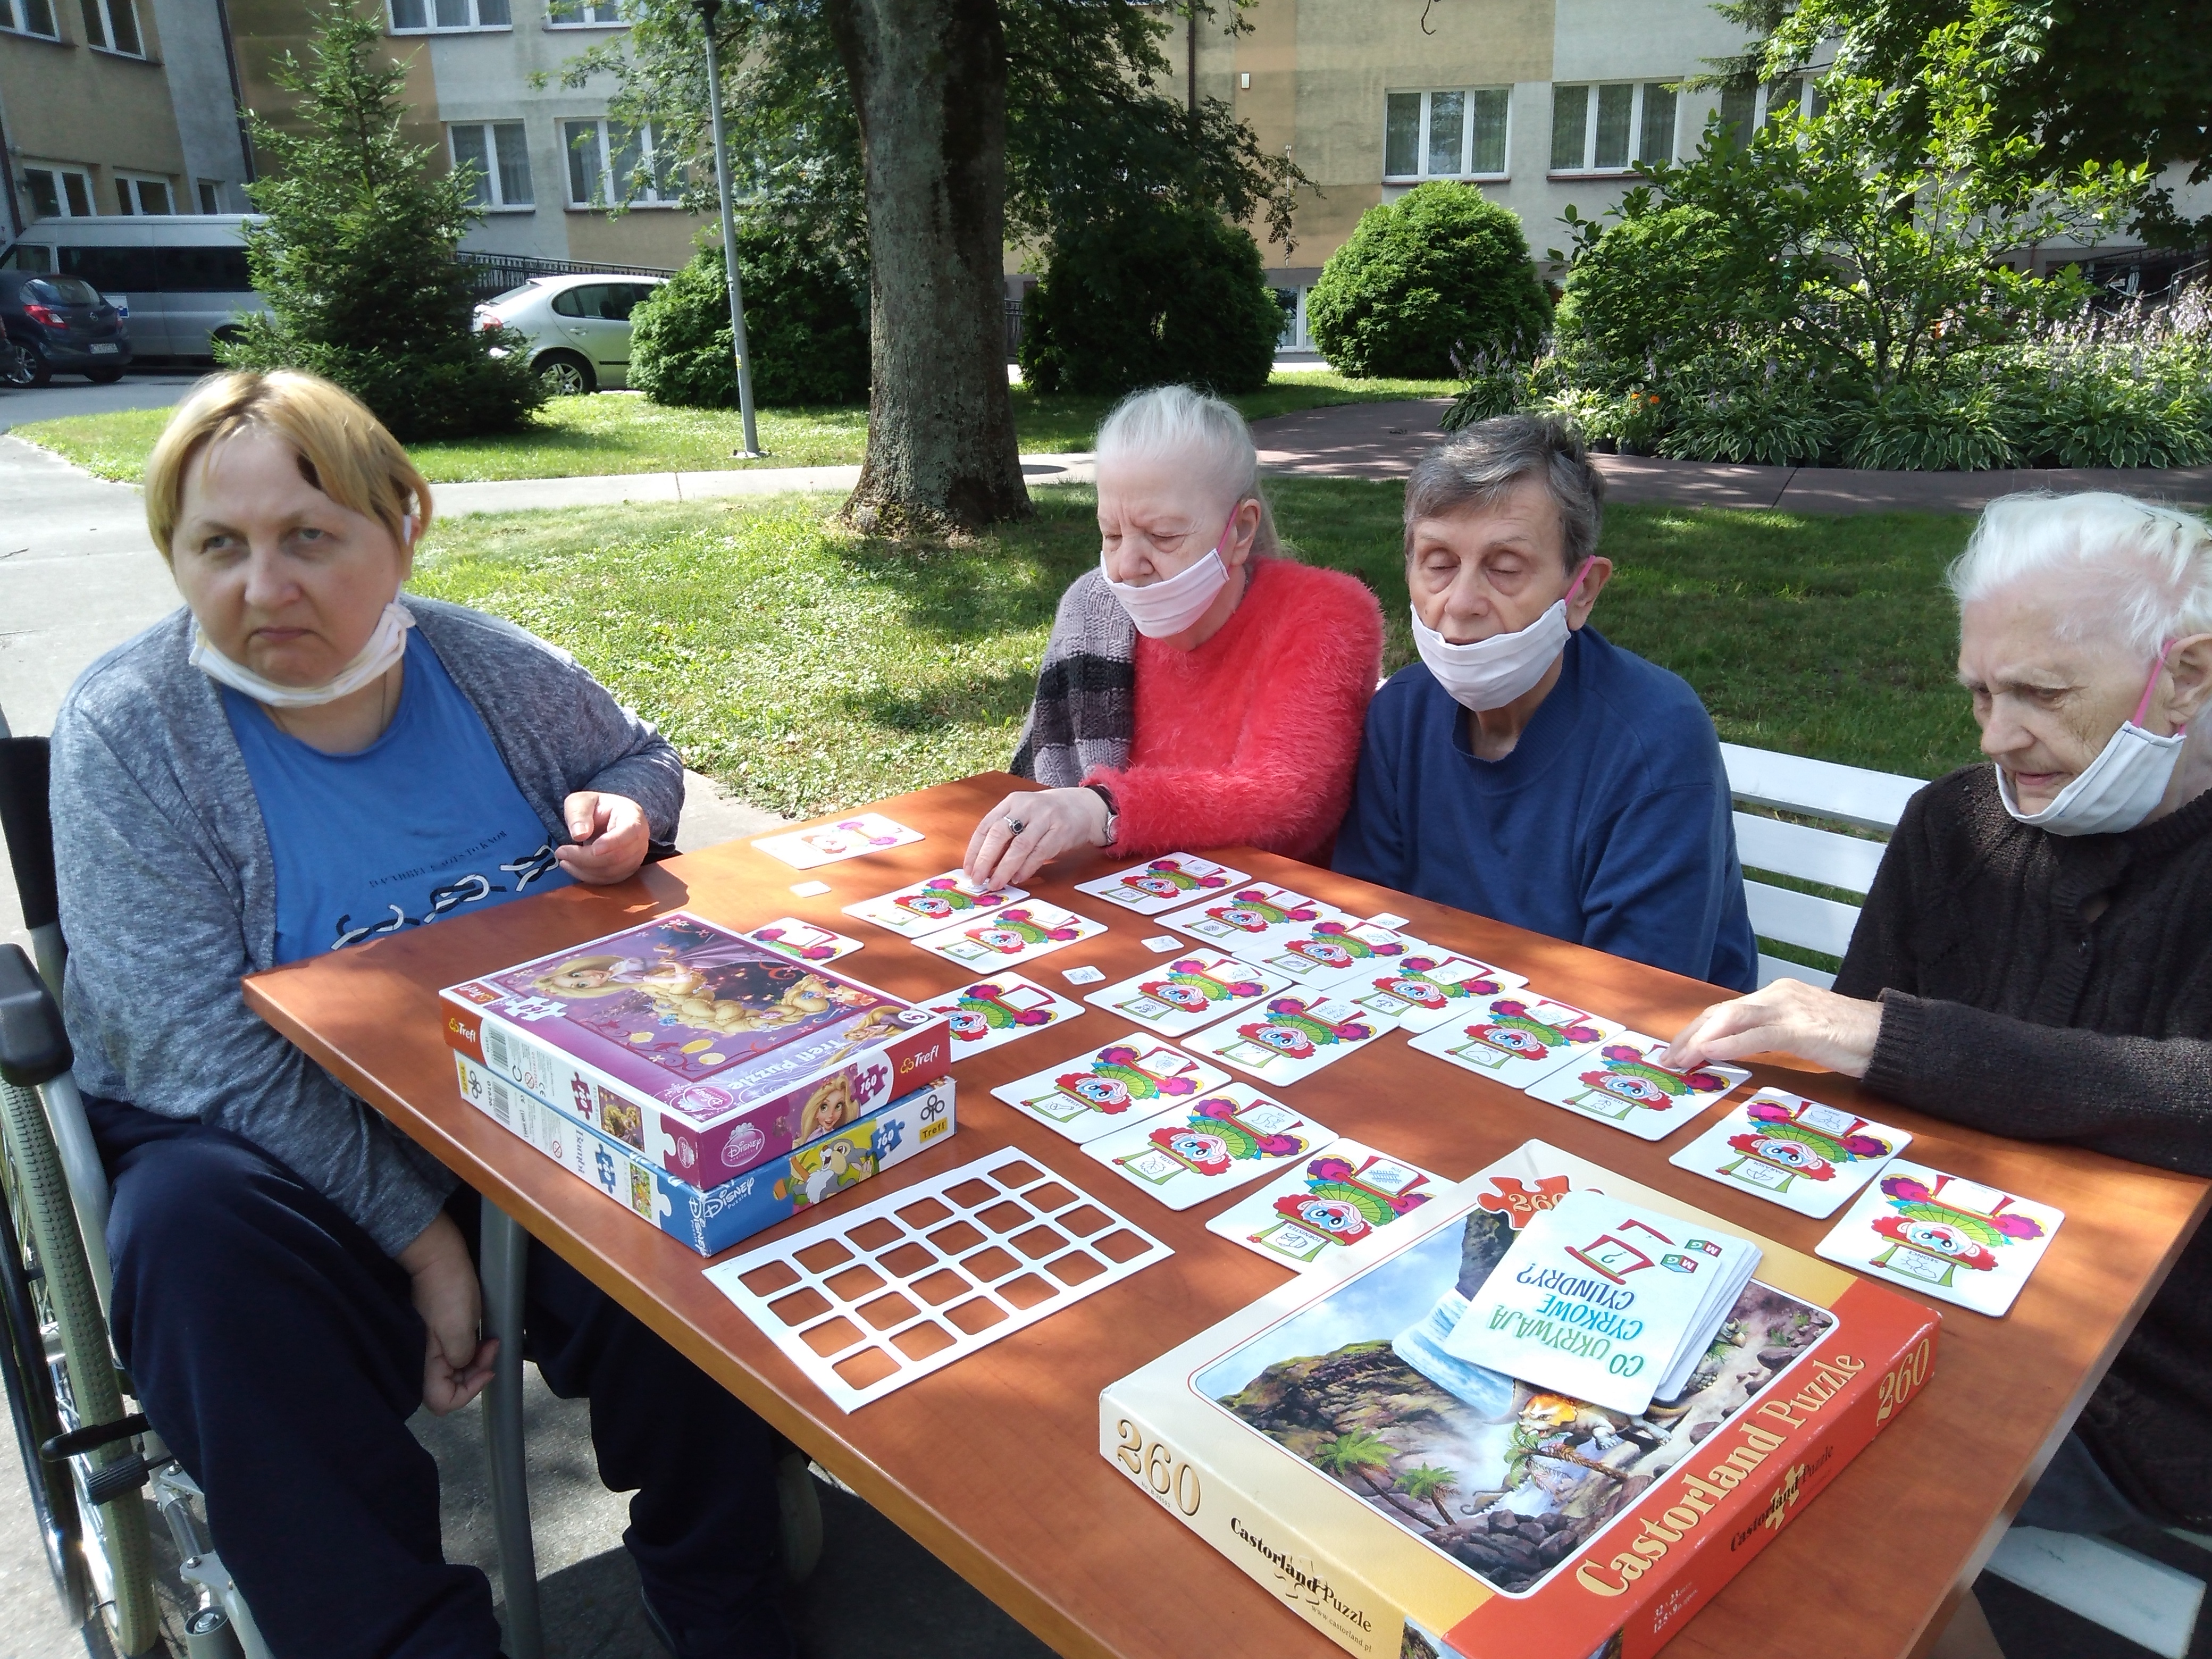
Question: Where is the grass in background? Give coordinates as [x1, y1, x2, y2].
[407, 477, 1982, 820]
[9, 373, 1454, 485]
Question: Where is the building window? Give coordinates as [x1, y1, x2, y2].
[547, 0, 627, 23]
[113, 174, 174, 214]
[1719, 77, 1809, 146]
[389, 0, 510, 32]
[449, 122, 533, 209]
[1384, 87, 1510, 181]
[563, 118, 677, 207]
[20, 166, 95, 220]
[1550, 80, 1678, 173]
[78, 0, 142, 55]
[0, 0, 60, 39]
[197, 179, 222, 214]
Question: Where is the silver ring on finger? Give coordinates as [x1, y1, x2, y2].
[1004, 817, 1027, 838]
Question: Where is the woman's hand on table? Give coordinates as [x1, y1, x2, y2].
[398, 1213, 499, 1415]
[556, 791, 650, 884]
[1663, 979, 1884, 1078]
[963, 787, 1112, 889]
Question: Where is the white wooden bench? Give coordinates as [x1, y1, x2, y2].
[1721, 743, 1925, 990]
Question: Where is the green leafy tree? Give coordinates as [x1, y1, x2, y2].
[219, 3, 542, 440]
[1314, 1429, 1400, 1500]
[1307, 185, 1553, 380]
[1395, 1463, 1462, 1530]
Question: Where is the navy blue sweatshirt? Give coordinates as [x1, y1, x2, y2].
[1334, 627, 1758, 992]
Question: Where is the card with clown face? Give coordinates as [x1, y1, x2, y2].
[918, 973, 1085, 1057]
[1816, 1159, 2062, 1315]
[743, 918, 866, 965]
[990, 1035, 1232, 1144]
[1249, 918, 1425, 989]
[1669, 1087, 1912, 1218]
[1074, 853, 1250, 916]
[841, 871, 1026, 940]
[1204, 1139, 1444, 1270]
[1179, 993, 1395, 1086]
[1340, 950, 1529, 1032]
[752, 813, 924, 869]
[1153, 883, 1341, 950]
[1081, 950, 1292, 1038]
[1523, 1030, 1750, 1142]
[1082, 1084, 1330, 1210]
[915, 900, 1108, 970]
[1404, 991, 1623, 1088]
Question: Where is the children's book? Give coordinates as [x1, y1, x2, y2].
[1204, 1141, 1443, 1271]
[1669, 1088, 1911, 1219]
[1339, 952, 1530, 1033]
[1815, 1159, 2061, 1315]
[1082, 1084, 1330, 1211]
[991, 1035, 1232, 1144]
[913, 900, 1108, 971]
[1080, 950, 1293, 1038]
[752, 814, 924, 869]
[1075, 854, 1250, 916]
[745, 918, 865, 965]
[1522, 1033, 1749, 1142]
[841, 872, 1026, 940]
[918, 974, 1085, 1058]
[1405, 991, 1623, 1088]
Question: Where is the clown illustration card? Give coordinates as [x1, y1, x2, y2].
[1342, 950, 1530, 1032]
[1153, 883, 1342, 949]
[752, 814, 924, 869]
[1669, 1087, 1912, 1219]
[1250, 918, 1424, 989]
[1081, 950, 1292, 1037]
[991, 1035, 1233, 1144]
[1815, 1159, 2062, 1316]
[1404, 991, 1623, 1089]
[743, 918, 866, 965]
[842, 872, 1026, 940]
[1178, 992, 1395, 1087]
[919, 974, 1085, 1057]
[1074, 853, 1250, 916]
[1523, 1032, 1750, 1142]
[1205, 1140, 1443, 1270]
[1081, 1084, 1331, 1211]
[914, 900, 1109, 970]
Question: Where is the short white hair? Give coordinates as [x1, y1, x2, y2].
[1947, 491, 2212, 658]
[1095, 384, 1281, 555]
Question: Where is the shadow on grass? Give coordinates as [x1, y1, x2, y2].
[825, 491, 1100, 641]
[841, 665, 1041, 735]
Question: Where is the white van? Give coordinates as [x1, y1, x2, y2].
[0, 215, 269, 359]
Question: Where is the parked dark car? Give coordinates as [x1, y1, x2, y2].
[0, 271, 131, 386]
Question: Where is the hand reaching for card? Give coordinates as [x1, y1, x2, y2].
[1663, 978, 1884, 1078]
[963, 787, 1112, 889]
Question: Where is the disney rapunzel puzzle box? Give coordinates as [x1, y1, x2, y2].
[1102, 1140, 1939, 1659]
[440, 911, 949, 1188]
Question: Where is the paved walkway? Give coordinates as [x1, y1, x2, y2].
[431, 452, 1095, 517]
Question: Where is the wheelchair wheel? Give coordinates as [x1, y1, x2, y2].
[0, 1105, 87, 1623]
[0, 1079, 160, 1653]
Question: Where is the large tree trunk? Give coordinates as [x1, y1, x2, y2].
[825, 0, 1031, 534]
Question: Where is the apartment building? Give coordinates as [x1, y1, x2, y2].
[0, 0, 254, 236]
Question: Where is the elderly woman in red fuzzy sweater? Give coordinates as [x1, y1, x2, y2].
[965, 385, 1384, 887]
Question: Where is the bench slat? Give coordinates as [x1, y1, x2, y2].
[1732, 812, 1888, 895]
[1722, 742, 1924, 833]
[1744, 879, 1861, 960]
[1757, 953, 1838, 991]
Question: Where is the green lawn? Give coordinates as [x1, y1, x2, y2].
[9, 373, 1455, 485]
[407, 477, 1982, 822]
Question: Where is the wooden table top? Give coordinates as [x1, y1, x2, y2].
[244, 773, 2210, 1659]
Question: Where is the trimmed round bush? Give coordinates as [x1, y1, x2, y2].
[1554, 205, 1739, 382]
[630, 219, 869, 408]
[1307, 185, 1552, 379]
[1018, 203, 1282, 397]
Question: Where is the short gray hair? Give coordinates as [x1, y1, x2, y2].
[1096, 384, 1281, 555]
[1404, 415, 1605, 573]
[1948, 491, 2212, 658]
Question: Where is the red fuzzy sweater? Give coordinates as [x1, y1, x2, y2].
[1085, 555, 1384, 866]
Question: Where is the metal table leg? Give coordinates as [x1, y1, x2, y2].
[480, 1202, 543, 1659]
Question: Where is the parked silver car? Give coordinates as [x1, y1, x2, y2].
[473, 274, 666, 395]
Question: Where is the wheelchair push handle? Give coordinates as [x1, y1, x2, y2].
[0, 944, 71, 1089]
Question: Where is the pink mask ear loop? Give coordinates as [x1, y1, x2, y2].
[2135, 639, 2183, 734]
[1563, 556, 1597, 608]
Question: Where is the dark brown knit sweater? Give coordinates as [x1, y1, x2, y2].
[1837, 763, 2212, 1526]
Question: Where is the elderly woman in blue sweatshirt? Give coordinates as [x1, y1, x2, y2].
[50, 371, 791, 1659]
[1334, 416, 1757, 991]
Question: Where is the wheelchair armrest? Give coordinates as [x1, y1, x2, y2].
[0, 943, 71, 1089]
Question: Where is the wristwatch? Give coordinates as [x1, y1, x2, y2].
[1084, 783, 1119, 847]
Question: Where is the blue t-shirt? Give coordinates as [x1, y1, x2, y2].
[1333, 627, 1758, 992]
[223, 630, 573, 965]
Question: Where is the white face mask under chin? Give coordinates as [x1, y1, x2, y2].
[1413, 558, 1595, 713]
[1997, 644, 2189, 835]
[190, 600, 415, 709]
[1100, 514, 1237, 639]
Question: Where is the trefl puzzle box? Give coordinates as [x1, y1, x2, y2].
[1101, 1139, 1940, 1659]
[440, 911, 949, 1190]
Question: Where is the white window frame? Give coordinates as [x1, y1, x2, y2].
[79, 0, 144, 57]
[0, 0, 60, 40]
[447, 121, 534, 211]
[546, 0, 629, 26]
[196, 178, 223, 214]
[387, 0, 510, 35]
[112, 172, 174, 215]
[1549, 80, 1681, 176]
[562, 117, 678, 209]
[20, 164, 96, 220]
[1381, 87, 1512, 183]
[1719, 76, 1813, 145]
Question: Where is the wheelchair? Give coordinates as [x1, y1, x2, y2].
[0, 708, 547, 1657]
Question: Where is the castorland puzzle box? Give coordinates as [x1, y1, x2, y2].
[1101, 1141, 1939, 1659]
[439, 912, 949, 1189]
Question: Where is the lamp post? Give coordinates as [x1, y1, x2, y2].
[694, 0, 761, 457]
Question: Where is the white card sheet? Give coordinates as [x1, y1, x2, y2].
[1081, 1083, 1329, 1210]
[1522, 1031, 1750, 1141]
[1245, 919, 1430, 989]
[752, 814, 924, 869]
[1814, 1159, 2062, 1316]
[1339, 952, 1530, 1033]
[991, 1035, 1233, 1144]
[1073, 853, 1251, 915]
[920, 974, 1087, 1058]
[1080, 949, 1292, 1038]
[912, 900, 1109, 971]
[1205, 1140, 1445, 1270]
[1152, 883, 1343, 950]
[1668, 1087, 1912, 1218]
[1179, 991, 1397, 1086]
[842, 872, 1026, 940]
[744, 918, 866, 965]
[1404, 990, 1624, 1088]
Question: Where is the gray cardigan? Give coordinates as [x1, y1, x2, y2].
[51, 598, 685, 1256]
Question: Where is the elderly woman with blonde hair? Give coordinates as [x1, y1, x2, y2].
[965, 383, 1385, 886]
[1667, 491, 2212, 1539]
[51, 370, 793, 1658]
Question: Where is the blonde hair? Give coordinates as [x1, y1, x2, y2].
[144, 370, 430, 559]
[1095, 384, 1282, 556]
[1947, 492, 2212, 658]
